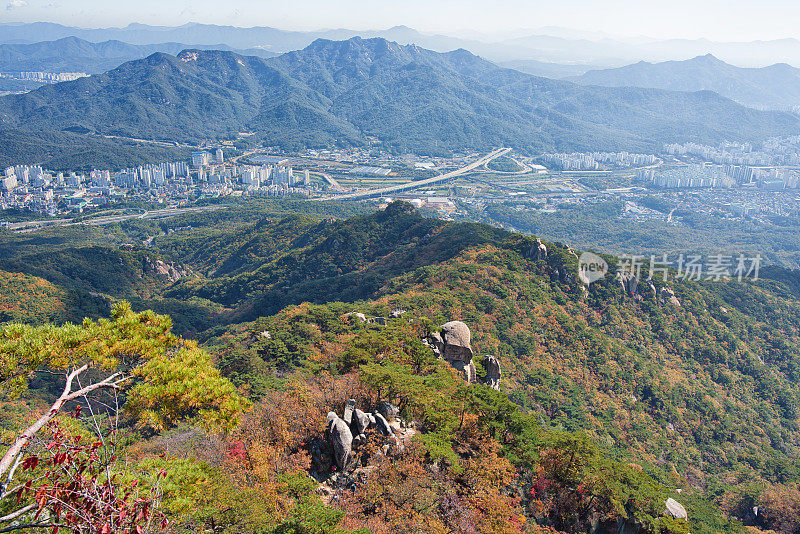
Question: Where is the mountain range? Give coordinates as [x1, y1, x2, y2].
[0, 36, 276, 74]
[7, 21, 800, 66]
[1, 37, 798, 160]
[572, 54, 800, 110]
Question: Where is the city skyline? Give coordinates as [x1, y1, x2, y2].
[3, 0, 800, 43]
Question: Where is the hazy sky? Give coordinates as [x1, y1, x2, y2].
[2, 0, 800, 42]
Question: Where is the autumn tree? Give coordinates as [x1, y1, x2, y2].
[0, 302, 248, 532]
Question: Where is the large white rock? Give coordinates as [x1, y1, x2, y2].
[664, 498, 687, 520]
[439, 321, 474, 363]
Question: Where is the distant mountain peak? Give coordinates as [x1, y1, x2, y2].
[688, 53, 727, 65]
[574, 53, 800, 110]
[303, 36, 404, 59]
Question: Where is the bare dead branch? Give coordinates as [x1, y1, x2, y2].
[0, 504, 36, 523]
[0, 523, 66, 533]
[0, 365, 130, 492]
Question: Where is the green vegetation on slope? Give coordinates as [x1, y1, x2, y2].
[4, 201, 800, 531]
[2, 38, 799, 161]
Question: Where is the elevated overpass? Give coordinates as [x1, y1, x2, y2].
[317, 148, 511, 201]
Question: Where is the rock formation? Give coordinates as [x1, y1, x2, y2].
[659, 287, 681, 307]
[648, 282, 657, 300]
[422, 321, 480, 384]
[319, 400, 413, 479]
[377, 401, 398, 422]
[343, 311, 391, 325]
[326, 412, 353, 470]
[343, 399, 356, 425]
[373, 413, 394, 436]
[530, 238, 548, 261]
[618, 271, 639, 296]
[143, 258, 188, 283]
[346, 312, 368, 322]
[482, 355, 502, 390]
[664, 498, 687, 520]
[352, 409, 370, 435]
[439, 321, 474, 362]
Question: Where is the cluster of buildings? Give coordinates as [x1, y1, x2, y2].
[0, 149, 323, 215]
[213, 164, 313, 196]
[0, 160, 197, 214]
[1, 71, 88, 83]
[664, 137, 800, 166]
[539, 152, 658, 171]
[641, 162, 800, 191]
[639, 165, 735, 189]
[297, 147, 470, 171]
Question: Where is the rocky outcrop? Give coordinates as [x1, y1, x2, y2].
[326, 412, 353, 470]
[343, 312, 388, 325]
[377, 401, 398, 422]
[422, 321, 481, 384]
[659, 287, 681, 307]
[143, 257, 188, 283]
[318, 400, 414, 480]
[530, 238, 548, 261]
[439, 321, 474, 362]
[618, 271, 639, 296]
[352, 409, 370, 435]
[373, 413, 394, 436]
[664, 498, 687, 520]
[483, 355, 501, 390]
[343, 399, 356, 425]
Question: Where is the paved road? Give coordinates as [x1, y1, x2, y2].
[8, 205, 226, 232]
[317, 148, 511, 201]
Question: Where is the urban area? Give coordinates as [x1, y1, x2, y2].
[4, 135, 800, 224]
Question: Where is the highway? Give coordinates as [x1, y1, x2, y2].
[8, 205, 226, 232]
[318, 148, 511, 201]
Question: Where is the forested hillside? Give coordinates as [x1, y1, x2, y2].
[3, 202, 800, 532]
[2, 38, 799, 160]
